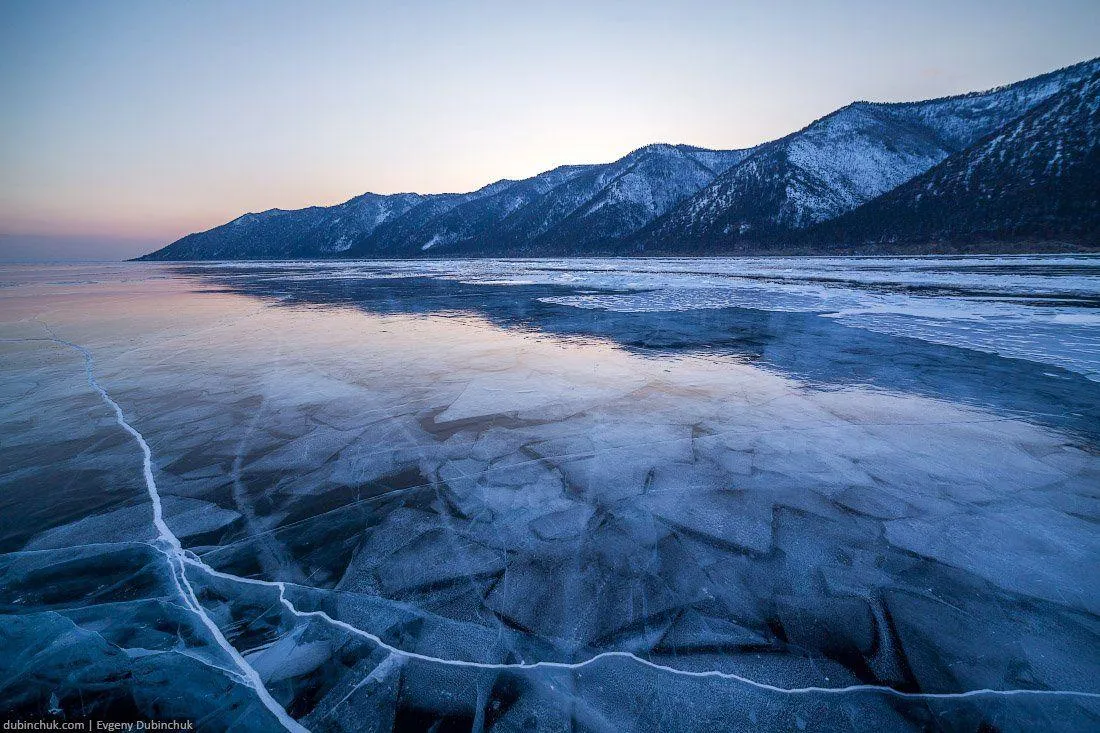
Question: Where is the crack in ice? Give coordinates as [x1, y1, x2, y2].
[33, 335, 307, 733]
[16, 334, 1099, 722]
[184, 556, 1100, 703]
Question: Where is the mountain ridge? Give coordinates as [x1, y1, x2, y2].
[801, 68, 1100, 250]
[139, 57, 1100, 260]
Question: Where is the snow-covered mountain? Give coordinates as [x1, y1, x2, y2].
[637, 57, 1100, 251]
[469, 144, 750, 255]
[140, 58, 1100, 260]
[143, 144, 749, 260]
[805, 68, 1100, 248]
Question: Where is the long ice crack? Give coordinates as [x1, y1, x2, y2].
[39, 335, 307, 733]
[184, 556, 1100, 703]
[25, 334, 1100, 718]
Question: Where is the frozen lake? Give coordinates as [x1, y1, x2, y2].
[1, 256, 1098, 731]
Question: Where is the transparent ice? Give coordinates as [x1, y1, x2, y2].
[1, 256, 1098, 731]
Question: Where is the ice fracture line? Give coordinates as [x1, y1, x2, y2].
[39, 336, 308, 733]
[27, 333, 1100, 720]
[185, 556, 1100, 703]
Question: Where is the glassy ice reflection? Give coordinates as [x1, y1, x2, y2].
[1, 257, 1098, 731]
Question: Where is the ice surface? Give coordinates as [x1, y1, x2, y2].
[1, 258, 1098, 730]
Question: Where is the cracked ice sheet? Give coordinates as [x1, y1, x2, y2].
[1, 261, 1098, 731]
[202, 255, 1100, 380]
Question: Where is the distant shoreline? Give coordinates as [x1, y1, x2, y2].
[131, 242, 1100, 263]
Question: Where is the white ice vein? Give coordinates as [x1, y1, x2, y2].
[40, 336, 308, 733]
[186, 557, 1100, 703]
[18, 335, 1099, 717]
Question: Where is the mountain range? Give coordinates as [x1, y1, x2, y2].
[140, 58, 1100, 260]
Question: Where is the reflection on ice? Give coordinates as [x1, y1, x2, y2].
[1, 259, 1098, 731]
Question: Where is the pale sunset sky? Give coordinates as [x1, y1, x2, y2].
[1, 0, 1097, 259]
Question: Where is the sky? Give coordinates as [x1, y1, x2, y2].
[1, 0, 1097, 260]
